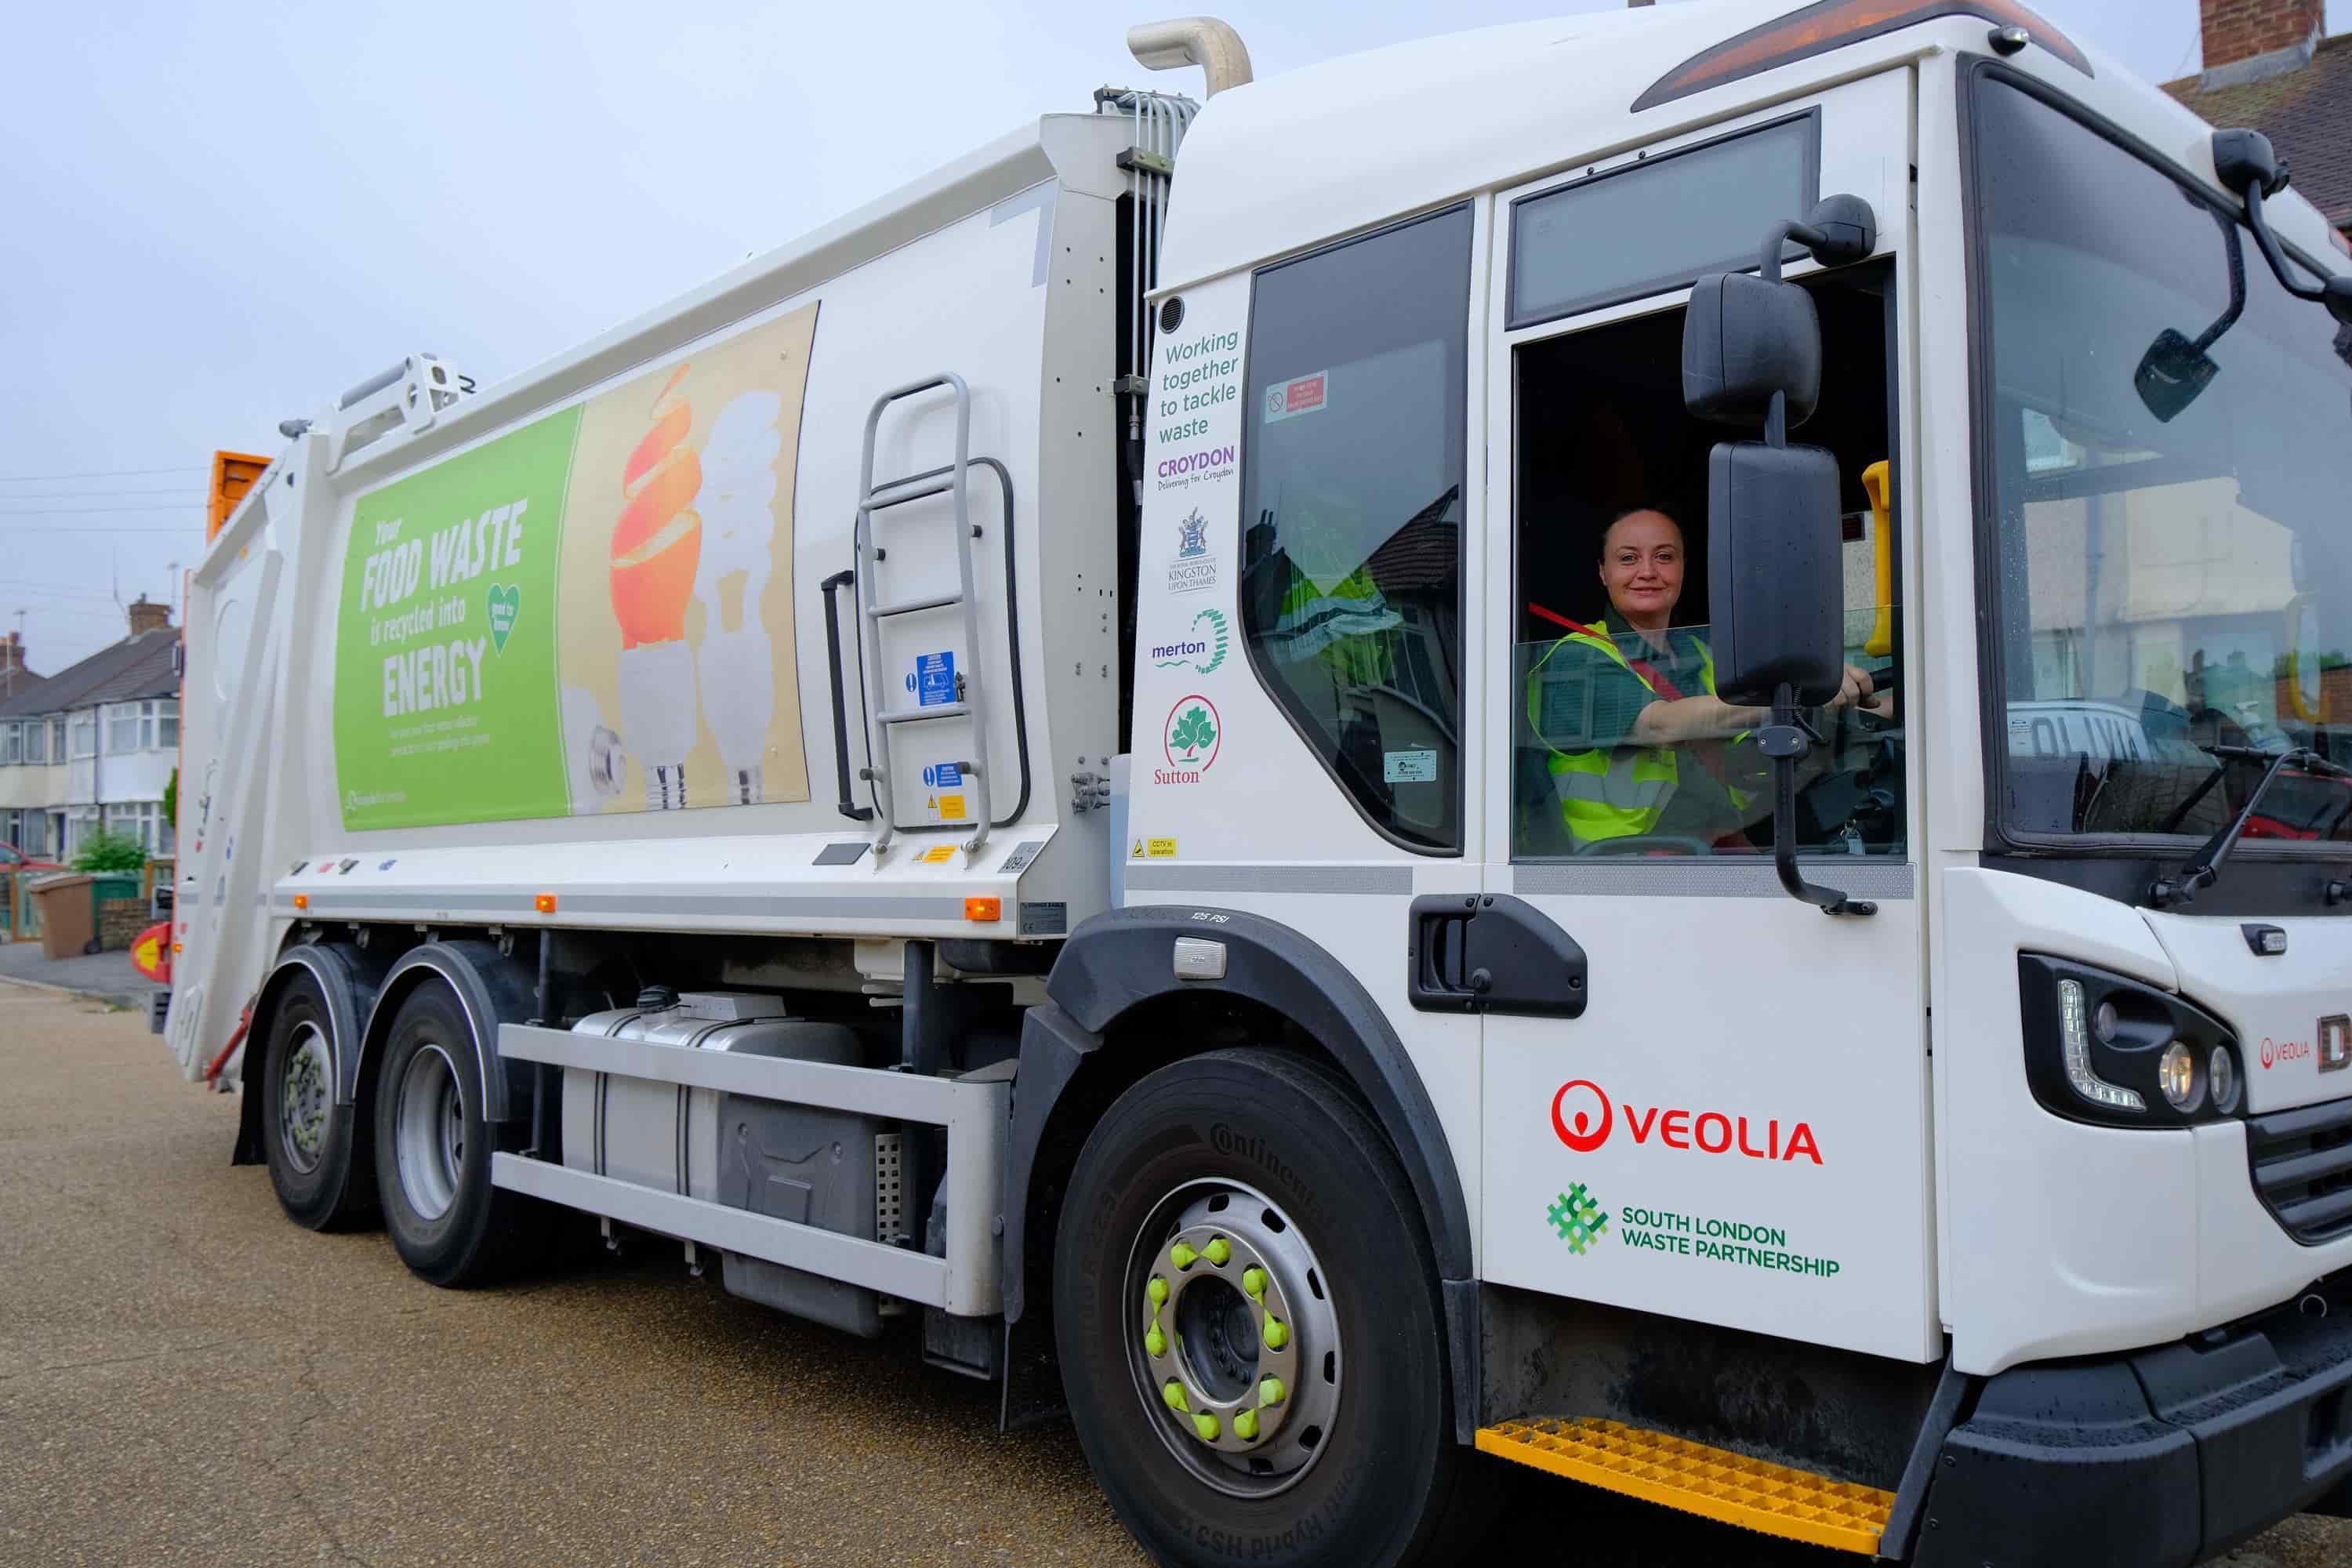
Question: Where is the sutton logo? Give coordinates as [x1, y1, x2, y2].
[1550, 1079, 1823, 1165]
[1156, 695, 1221, 785]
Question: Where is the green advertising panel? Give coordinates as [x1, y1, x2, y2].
[334, 410, 579, 830]
[332, 301, 822, 832]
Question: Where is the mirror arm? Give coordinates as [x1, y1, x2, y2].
[1758, 220, 1808, 283]
[1759, 684, 1878, 918]
[2240, 181, 2332, 305]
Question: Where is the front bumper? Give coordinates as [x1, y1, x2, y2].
[1915, 1273, 2352, 1566]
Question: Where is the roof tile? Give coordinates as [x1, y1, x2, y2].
[2166, 34, 2352, 229]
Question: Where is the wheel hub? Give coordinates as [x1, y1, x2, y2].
[279, 1023, 330, 1174]
[1125, 1181, 1341, 1496]
[393, 1042, 464, 1221]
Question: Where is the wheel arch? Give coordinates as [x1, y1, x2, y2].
[233, 938, 388, 1165]
[1003, 905, 1477, 1435]
[353, 939, 535, 1127]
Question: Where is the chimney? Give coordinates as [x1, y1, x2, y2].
[0, 632, 20, 673]
[127, 596, 171, 637]
[2200, 0, 2324, 88]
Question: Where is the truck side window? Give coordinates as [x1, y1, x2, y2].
[1239, 205, 1472, 853]
[1511, 272, 1904, 859]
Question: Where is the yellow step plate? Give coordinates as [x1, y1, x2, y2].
[1476, 1417, 1893, 1555]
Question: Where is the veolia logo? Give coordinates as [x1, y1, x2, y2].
[1551, 1080, 1613, 1152]
[2260, 1036, 2312, 1069]
[1550, 1080, 1824, 1164]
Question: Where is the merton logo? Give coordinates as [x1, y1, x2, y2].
[1549, 1079, 1823, 1165]
[1546, 1183, 1610, 1257]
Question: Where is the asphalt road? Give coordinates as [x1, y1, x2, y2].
[2, 979, 2345, 1568]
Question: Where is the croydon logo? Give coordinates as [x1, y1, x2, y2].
[1550, 1080, 1823, 1165]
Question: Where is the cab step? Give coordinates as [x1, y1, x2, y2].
[1475, 1416, 1894, 1555]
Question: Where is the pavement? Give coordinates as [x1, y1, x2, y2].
[0, 938, 158, 1009]
[1, 978, 2345, 1568]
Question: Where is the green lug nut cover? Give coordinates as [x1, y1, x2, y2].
[1192, 1412, 1221, 1442]
[1145, 1324, 1167, 1358]
[1163, 1380, 1191, 1413]
[1147, 1276, 1170, 1306]
[1203, 1236, 1232, 1266]
[1234, 1408, 1260, 1442]
[1259, 1375, 1287, 1406]
[1170, 1242, 1198, 1271]
[1262, 1315, 1290, 1350]
[1242, 1267, 1267, 1298]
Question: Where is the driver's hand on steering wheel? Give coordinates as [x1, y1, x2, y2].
[1821, 662, 1877, 716]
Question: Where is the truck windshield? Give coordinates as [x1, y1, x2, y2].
[1973, 73, 2352, 849]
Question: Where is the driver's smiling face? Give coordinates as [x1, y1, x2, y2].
[1599, 510, 1684, 626]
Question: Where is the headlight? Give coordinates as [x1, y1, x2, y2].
[2020, 956, 2241, 1129]
[2209, 1045, 2240, 1114]
[2157, 1042, 2201, 1112]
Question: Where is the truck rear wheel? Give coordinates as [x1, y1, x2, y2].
[1054, 1048, 1489, 1568]
[372, 978, 537, 1287]
[260, 971, 376, 1231]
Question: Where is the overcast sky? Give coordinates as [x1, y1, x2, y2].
[5, 0, 2344, 673]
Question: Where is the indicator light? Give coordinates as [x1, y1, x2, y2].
[2158, 1042, 2201, 1112]
[964, 896, 1000, 923]
[2059, 979, 2143, 1112]
[292, 893, 309, 911]
[535, 893, 558, 914]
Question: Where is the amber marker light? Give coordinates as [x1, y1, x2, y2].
[965, 897, 1002, 923]
[292, 894, 309, 911]
[1632, 0, 2089, 113]
[535, 893, 558, 914]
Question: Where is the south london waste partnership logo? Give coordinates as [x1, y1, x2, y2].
[1547, 1183, 1611, 1258]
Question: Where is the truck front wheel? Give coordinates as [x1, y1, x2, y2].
[1054, 1048, 1489, 1568]
[372, 979, 536, 1287]
[260, 971, 376, 1231]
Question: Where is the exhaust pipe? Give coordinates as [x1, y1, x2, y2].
[1128, 16, 1253, 96]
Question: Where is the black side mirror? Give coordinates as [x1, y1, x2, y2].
[1683, 273, 1822, 428]
[1707, 442, 1843, 706]
[1679, 194, 1879, 918]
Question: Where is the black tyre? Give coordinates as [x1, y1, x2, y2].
[372, 979, 538, 1287]
[1054, 1048, 1492, 1568]
[260, 971, 376, 1231]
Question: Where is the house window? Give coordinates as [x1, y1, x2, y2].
[70, 715, 97, 758]
[107, 801, 175, 855]
[64, 807, 100, 853]
[0, 722, 18, 766]
[103, 700, 176, 751]
[49, 717, 65, 759]
[22, 719, 44, 764]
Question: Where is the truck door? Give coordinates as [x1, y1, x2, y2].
[1478, 74, 1938, 1364]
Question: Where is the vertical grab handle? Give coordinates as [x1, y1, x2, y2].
[821, 568, 874, 822]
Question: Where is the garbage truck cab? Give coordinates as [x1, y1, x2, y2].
[169, 5, 2352, 1565]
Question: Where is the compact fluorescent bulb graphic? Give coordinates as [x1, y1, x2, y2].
[691, 390, 784, 805]
[611, 368, 702, 809]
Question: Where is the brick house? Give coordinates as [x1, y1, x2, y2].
[2165, 0, 2352, 249]
[0, 598, 180, 858]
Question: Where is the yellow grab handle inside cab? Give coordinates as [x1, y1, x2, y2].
[1860, 459, 1893, 659]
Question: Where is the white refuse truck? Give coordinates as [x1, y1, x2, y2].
[165, 5, 2352, 1563]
